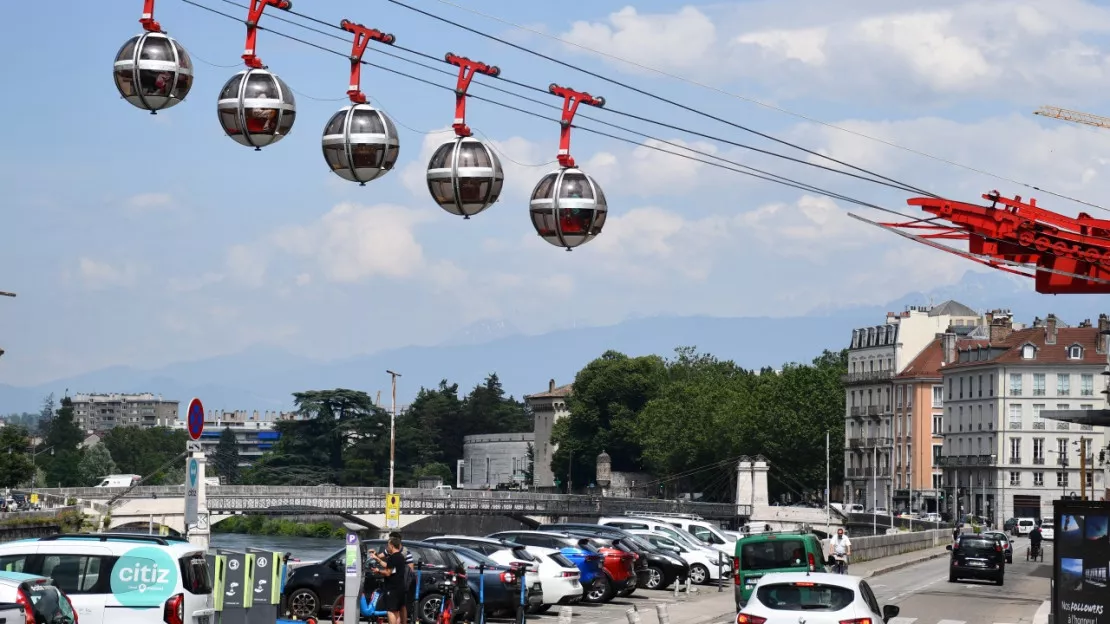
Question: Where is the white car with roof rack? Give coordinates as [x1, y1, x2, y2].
[621, 512, 736, 556]
[737, 571, 900, 624]
[0, 532, 214, 624]
[626, 530, 730, 584]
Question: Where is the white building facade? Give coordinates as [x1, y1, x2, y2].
[526, 380, 572, 489]
[939, 314, 1108, 524]
[843, 301, 981, 510]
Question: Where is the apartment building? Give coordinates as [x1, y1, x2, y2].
[938, 313, 1108, 525]
[172, 409, 296, 466]
[843, 301, 980, 511]
[72, 393, 178, 433]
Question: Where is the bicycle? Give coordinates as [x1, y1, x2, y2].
[831, 554, 849, 575]
[1027, 542, 1044, 562]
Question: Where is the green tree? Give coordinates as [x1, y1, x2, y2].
[78, 444, 117, 486]
[41, 397, 85, 487]
[523, 443, 535, 486]
[0, 426, 34, 488]
[99, 427, 189, 485]
[212, 428, 241, 485]
[551, 350, 668, 489]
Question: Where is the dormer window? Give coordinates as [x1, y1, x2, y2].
[1068, 344, 1084, 359]
[1022, 344, 1036, 360]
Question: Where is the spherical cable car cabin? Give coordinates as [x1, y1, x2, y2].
[529, 168, 608, 249]
[217, 69, 297, 150]
[426, 137, 504, 218]
[113, 31, 193, 113]
[322, 104, 400, 184]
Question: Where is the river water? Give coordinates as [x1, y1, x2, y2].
[210, 533, 345, 562]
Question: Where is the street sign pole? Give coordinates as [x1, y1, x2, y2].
[185, 398, 209, 551]
[344, 531, 361, 624]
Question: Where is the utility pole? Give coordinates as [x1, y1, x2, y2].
[1081, 438, 1088, 501]
[568, 447, 573, 495]
[386, 370, 401, 494]
[825, 430, 830, 535]
[872, 446, 877, 535]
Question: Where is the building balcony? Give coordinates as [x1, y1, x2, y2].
[935, 454, 997, 467]
[841, 370, 895, 386]
[846, 467, 892, 478]
[850, 406, 862, 417]
[848, 437, 894, 449]
[868, 406, 880, 416]
[1032, 422, 1046, 430]
[1033, 457, 1045, 465]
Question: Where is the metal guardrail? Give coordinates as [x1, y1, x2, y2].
[36, 486, 748, 521]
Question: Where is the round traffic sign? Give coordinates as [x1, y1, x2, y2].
[187, 398, 204, 440]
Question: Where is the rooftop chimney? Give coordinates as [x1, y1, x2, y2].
[1046, 314, 1058, 345]
[1098, 314, 1110, 354]
[942, 331, 958, 365]
[1080, 319, 1092, 328]
[549, 379, 556, 392]
[990, 312, 1014, 344]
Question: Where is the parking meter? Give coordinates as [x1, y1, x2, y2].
[344, 531, 361, 624]
[246, 550, 281, 624]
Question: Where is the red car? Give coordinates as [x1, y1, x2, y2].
[577, 537, 637, 601]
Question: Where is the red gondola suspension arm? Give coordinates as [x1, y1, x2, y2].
[242, 0, 293, 69]
[549, 84, 605, 168]
[341, 21, 395, 104]
[445, 54, 499, 137]
[140, 0, 162, 32]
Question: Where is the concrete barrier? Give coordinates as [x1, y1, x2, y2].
[822, 528, 949, 563]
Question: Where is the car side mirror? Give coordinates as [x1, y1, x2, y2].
[945, 545, 952, 551]
[882, 605, 900, 622]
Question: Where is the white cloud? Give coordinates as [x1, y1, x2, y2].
[125, 192, 174, 213]
[76, 258, 138, 290]
[226, 244, 267, 288]
[561, 6, 718, 73]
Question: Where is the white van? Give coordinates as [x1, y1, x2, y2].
[0, 533, 214, 624]
[94, 475, 142, 488]
[622, 513, 736, 555]
[1014, 517, 1036, 536]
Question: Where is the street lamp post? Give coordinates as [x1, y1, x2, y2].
[386, 370, 401, 495]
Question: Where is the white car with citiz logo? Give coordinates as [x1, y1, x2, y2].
[0, 533, 214, 624]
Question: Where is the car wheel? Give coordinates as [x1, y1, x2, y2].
[642, 566, 666, 590]
[288, 588, 321, 619]
[418, 593, 444, 624]
[529, 605, 552, 614]
[948, 574, 957, 583]
[996, 574, 1004, 586]
[585, 576, 613, 602]
[689, 564, 709, 585]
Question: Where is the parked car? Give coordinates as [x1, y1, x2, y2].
[614, 515, 736, 556]
[733, 531, 827, 611]
[599, 516, 731, 572]
[1040, 519, 1056, 541]
[560, 529, 688, 591]
[0, 533, 212, 624]
[438, 546, 540, 616]
[559, 535, 637, 598]
[737, 572, 899, 624]
[1013, 518, 1036, 536]
[489, 531, 613, 602]
[982, 531, 1014, 563]
[424, 536, 582, 611]
[0, 571, 77, 624]
[629, 530, 730, 585]
[947, 534, 1005, 585]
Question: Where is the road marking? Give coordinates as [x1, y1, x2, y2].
[888, 618, 918, 624]
[1033, 600, 1050, 624]
[937, 620, 967, 624]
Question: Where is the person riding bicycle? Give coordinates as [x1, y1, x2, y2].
[1030, 521, 1044, 556]
[830, 528, 852, 574]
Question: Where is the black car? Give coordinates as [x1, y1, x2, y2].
[559, 529, 688, 592]
[982, 531, 1014, 564]
[446, 545, 542, 616]
[947, 534, 1006, 585]
[283, 539, 472, 622]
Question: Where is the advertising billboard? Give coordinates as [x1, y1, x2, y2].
[1053, 499, 1110, 624]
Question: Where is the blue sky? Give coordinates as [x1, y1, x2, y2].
[4, 0, 1110, 385]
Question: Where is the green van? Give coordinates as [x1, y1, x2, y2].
[733, 531, 826, 610]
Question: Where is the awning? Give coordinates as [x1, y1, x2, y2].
[1041, 409, 1110, 427]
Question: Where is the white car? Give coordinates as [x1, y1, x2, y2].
[628, 530, 730, 584]
[1040, 520, 1055, 541]
[424, 536, 582, 610]
[610, 514, 736, 556]
[0, 571, 77, 623]
[738, 572, 900, 624]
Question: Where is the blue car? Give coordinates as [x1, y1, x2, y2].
[487, 531, 607, 600]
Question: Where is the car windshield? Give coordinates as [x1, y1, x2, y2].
[23, 582, 76, 624]
[452, 547, 501, 569]
[755, 582, 854, 611]
[740, 540, 808, 571]
[626, 536, 654, 551]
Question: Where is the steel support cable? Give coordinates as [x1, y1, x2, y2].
[211, 0, 930, 197]
[421, 0, 1108, 214]
[179, 0, 1110, 281]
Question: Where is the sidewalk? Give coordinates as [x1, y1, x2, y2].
[664, 546, 951, 624]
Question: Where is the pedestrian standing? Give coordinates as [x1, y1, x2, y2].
[371, 537, 408, 624]
[389, 532, 416, 624]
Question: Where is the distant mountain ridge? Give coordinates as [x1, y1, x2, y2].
[0, 270, 1097, 414]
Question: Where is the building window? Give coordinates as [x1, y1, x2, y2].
[1033, 374, 1046, 396]
[1058, 374, 1071, 396]
[1009, 373, 1023, 396]
[1010, 438, 1021, 464]
[1033, 438, 1045, 464]
[1057, 405, 1071, 429]
[1069, 345, 1083, 359]
[1007, 403, 1021, 429]
[933, 474, 942, 489]
[1023, 344, 1036, 359]
[933, 385, 943, 406]
[978, 375, 983, 397]
[1081, 374, 1094, 396]
[896, 386, 903, 407]
[1033, 404, 1046, 429]
[1010, 472, 1020, 486]
[959, 377, 964, 399]
[933, 415, 943, 434]
[1058, 472, 1069, 488]
[990, 374, 995, 396]
[1088, 472, 1094, 488]
[1034, 472, 1044, 486]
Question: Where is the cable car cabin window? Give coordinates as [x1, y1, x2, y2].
[559, 174, 593, 199]
[0, 555, 27, 573]
[277, 109, 296, 136]
[244, 74, 277, 100]
[276, 77, 295, 105]
[114, 69, 136, 97]
[244, 108, 280, 134]
[532, 174, 557, 200]
[593, 209, 607, 231]
[180, 555, 213, 595]
[139, 37, 173, 61]
[595, 183, 608, 207]
[382, 114, 398, 140]
[173, 72, 192, 100]
[40, 554, 114, 595]
[429, 180, 456, 205]
[117, 37, 139, 62]
[351, 110, 385, 135]
[172, 41, 192, 70]
[325, 111, 347, 136]
[220, 75, 243, 101]
[739, 539, 807, 571]
[384, 143, 400, 170]
[220, 110, 243, 135]
[558, 209, 594, 234]
[351, 144, 385, 169]
[458, 144, 492, 168]
[429, 143, 454, 169]
[531, 210, 557, 236]
[755, 583, 854, 612]
[458, 180, 491, 203]
[139, 69, 175, 97]
[323, 145, 350, 171]
[490, 177, 504, 202]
